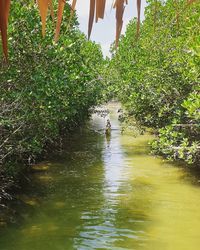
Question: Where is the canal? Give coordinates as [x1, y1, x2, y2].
[0, 103, 200, 250]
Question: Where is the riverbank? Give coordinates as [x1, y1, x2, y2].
[0, 113, 93, 207]
[118, 110, 200, 167]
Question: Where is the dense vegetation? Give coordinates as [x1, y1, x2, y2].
[105, 0, 199, 165]
[0, 0, 199, 206]
[0, 0, 103, 198]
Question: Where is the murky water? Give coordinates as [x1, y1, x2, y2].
[1, 103, 200, 250]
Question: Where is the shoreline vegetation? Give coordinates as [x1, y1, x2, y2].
[0, 1, 103, 205]
[1, 0, 200, 210]
[103, 0, 199, 166]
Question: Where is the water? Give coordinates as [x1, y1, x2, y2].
[0, 103, 200, 250]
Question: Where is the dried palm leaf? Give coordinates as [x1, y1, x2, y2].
[49, 0, 55, 21]
[96, 0, 100, 22]
[136, 0, 141, 36]
[68, 0, 77, 28]
[96, 0, 106, 22]
[37, 0, 50, 37]
[55, 0, 66, 42]
[88, 0, 96, 39]
[115, 0, 126, 47]
[0, 0, 10, 61]
[1, 0, 198, 61]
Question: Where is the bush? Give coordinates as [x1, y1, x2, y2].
[107, 0, 200, 165]
[0, 1, 103, 175]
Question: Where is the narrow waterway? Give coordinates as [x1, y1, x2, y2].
[0, 103, 200, 250]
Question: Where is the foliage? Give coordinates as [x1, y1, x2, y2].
[152, 89, 200, 165]
[0, 1, 103, 177]
[107, 0, 200, 165]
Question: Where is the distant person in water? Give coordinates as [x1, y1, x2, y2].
[105, 119, 111, 136]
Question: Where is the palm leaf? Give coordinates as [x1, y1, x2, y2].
[88, 0, 96, 39]
[96, 0, 106, 22]
[1, 0, 198, 60]
[37, 0, 50, 37]
[49, 0, 55, 21]
[68, 0, 77, 28]
[0, 0, 10, 61]
[115, 0, 126, 47]
[136, 0, 141, 36]
[55, 0, 66, 42]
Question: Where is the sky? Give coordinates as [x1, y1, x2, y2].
[70, 0, 147, 57]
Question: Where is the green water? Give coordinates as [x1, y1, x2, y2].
[1, 103, 200, 250]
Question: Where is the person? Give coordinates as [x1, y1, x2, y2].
[105, 119, 111, 136]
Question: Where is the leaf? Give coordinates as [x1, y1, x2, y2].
[71, 0, 77, 16]
[136, 0, 141, 37]
[68, 0, 77, 28]
[96, 0, 106, 22]
[115, 0, 126, 47]
[37, 0, 50, 37]
[88, 0, 96, 39]
[48, 0, 55, 21]
[96, 0, 100, 22]
[0, 0, 10, 61]
[55, 0, 66, 42]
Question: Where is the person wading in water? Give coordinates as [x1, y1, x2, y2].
[105, 119, 111, 136]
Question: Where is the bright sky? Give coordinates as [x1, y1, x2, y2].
[71, 0, 147, 57]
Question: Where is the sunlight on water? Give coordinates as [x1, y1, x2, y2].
[0, 102, 200, 250]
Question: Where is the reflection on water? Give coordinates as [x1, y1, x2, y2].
[0, 102, 200, 250]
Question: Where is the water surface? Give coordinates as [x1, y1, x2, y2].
[0, 103, 200, 250]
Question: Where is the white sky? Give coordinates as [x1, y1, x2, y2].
[70, 0, 147, 57]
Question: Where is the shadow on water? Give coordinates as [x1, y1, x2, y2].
[0, 102, 200, 250]
[0, 128, 106, 249]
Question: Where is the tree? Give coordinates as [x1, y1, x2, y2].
[107, 0, 200, 165]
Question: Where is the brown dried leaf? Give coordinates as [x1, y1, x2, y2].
[115, 0, 125, 47]
[37, 0, 50, 37]
[96, 0, 100, 22]
[96, 0, 106, 22]
[88, 0, 96, 39]
[71, 0, 77, 12]
[136, 0, 141, 37]
[48, 0, 55, 21]
[55, 0, 66, 42]
[0, 0, 10, 61]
